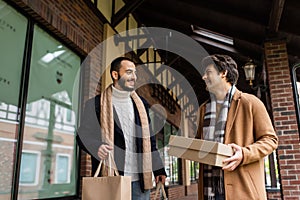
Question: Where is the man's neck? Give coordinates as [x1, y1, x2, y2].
[213, 83, 232, 101]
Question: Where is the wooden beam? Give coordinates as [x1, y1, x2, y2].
[111, 0, 145, 27]
[268, 0, 285, 33]
[136, 39, 153, 58]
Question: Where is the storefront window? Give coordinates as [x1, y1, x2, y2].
[17, 25, 80, 199]
[0, 1, 81, 199]
[0, 1, 28, 199]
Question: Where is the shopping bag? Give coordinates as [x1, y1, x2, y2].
[154, 182, 167, 200]
[82, 153, 131, 200]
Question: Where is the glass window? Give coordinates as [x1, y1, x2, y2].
[168, 155, 179, 185]
[165, 123, 180, 185]
[264, 151, 279, 188]
[66, 109, 73, 123]
[20, 151, 40, 185]
[18, 25, 81, 199]
[55, 154, 70, 183]
[293, 64, 300, 130]
[0, 0, 28, 199]
[189, 161, 199, 182]
[150, 110, 181, 186]
[152, 115, 180, 186]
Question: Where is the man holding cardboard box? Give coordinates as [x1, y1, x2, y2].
[196, 54, 278, 200]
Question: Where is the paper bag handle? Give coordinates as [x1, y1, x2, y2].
[154, 182, 167, 199]
[94, 151, 119, 177]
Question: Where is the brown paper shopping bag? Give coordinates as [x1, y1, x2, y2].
[82, 153, 131, 200]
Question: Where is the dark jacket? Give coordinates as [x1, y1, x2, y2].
[77, 95, 166, 192]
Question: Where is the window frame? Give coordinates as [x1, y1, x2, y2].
[291, 63, 300, 139]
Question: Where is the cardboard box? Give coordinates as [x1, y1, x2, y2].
[168, 135, 233, 167]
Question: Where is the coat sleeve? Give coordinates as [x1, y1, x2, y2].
[241, 95, 278, 165]
[141, 98, 167, 177]
[77, 96, 103, 161]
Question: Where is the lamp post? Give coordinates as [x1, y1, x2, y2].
[243, 59, 256, 86]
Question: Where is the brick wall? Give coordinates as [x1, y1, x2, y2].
[268, 189, 283, 200]
[264, 40, 300, 199]
[167, 185, 185, 199]
[186, 183, 198, 196]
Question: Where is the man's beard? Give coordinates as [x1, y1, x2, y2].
[118, 76, 135, 91]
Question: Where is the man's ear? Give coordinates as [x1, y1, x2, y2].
[222, 70, 228, 78]
[111, 71, 118, 80]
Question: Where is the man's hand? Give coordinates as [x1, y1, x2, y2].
[222, 143, 243, 171]
[155, 175, 166, 184]
[98, 144, 113, 160]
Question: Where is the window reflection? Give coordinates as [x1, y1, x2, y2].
[18, 25, 80, 199]
[0, 0, 28, 199]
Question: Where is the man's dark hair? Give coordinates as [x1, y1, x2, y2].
[110, 57, 134, 79]
[201, 54, 239, 85]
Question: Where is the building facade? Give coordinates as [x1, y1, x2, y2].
[0, 0, 300, 200]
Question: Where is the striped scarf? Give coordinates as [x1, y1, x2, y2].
[203, 86, 236, 199]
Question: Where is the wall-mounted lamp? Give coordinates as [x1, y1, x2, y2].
[243, 59, 256, 86]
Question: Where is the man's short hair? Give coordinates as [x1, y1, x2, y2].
[201, 54, 239, 85]
[110, 57, 134, 77]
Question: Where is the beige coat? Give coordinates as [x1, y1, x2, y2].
[196, 89, 278, 200]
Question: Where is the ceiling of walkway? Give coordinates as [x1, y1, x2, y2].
[116, 0, 300, 104]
